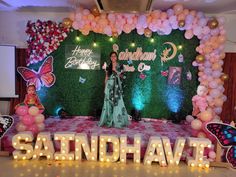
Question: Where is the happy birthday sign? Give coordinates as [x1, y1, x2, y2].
[65, 45, 100, 70]
[12, 132, 211, 168]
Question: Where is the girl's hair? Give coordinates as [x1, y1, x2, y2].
[109, 51, 118, 58]
[27, 84, 36, 90]
[107, 52, 118, 76]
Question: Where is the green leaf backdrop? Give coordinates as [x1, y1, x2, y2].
[30, 30, 199, 119]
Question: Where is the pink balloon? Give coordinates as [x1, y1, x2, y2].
[222, 95, 227, 101]
[27, 124, 39, 135]
[16, 105, 28, 116]
[193, 26, 202, 36]
[75, 13, 82, 21]
[160, 12, 167, 20]
[37, 123, 45, 131]
[184, 30, 193, 39]
[82, 9, 90, 15]
[35, 114, 45, 123]
[186, 115, 194, 123]
[212, 71, 222, 78]
[173, 4, 184, 15]
[137, 28, 144, 35]
[210, 89, 221, 98]
[137, 15, 147, 27]
[214, 107, 222, 114]
[108, 14, 115, 22]
[28, 106, 39, 116]
[103, 26, 112, 35]
[16, 122, 26, 132]
[197, 131, 206, 138]
[209, 81, 218, 89]
[191, 119, 202, 130]
[123, 24, 132, 34]
[192, 61, 199, 67]
[198, 110, 213, 122]
[198, 18, 207, 26]
[22, 114, 35, 126]
[208, 150, 216, 159]
[81, 30, 89, 36]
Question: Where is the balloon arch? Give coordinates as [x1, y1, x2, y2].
[65, 3, 227, 140]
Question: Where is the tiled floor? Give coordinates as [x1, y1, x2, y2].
[0, 156, 234, 177]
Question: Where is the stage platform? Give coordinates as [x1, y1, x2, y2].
[1, 116, 192, 158]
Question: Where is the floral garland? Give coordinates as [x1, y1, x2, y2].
[26, 20, 70, 65]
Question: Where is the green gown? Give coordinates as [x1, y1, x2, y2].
[98, 65, 129, 128]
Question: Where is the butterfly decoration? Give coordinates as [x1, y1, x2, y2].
[206, 123, 236, 168]
[0, 115, 14, 139]
[17, 56, 56, 91]
[178, 53, 184, 63]
[127, 59, 133, 65]
[79, 76, 86, 84]
[186, 70, 192, 80]
[161, 70, 169, 77]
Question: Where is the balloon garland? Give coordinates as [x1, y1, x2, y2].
[68, 4, 227, 140]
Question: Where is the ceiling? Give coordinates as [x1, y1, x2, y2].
[0, 0, 236, 14]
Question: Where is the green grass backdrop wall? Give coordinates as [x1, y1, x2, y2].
[30, 29, 199, 119]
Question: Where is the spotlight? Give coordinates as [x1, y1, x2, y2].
[75, 36, 80, 41]
[57, 108, 69, 119]
[92, 108, 101, 121]
[131, 41, 135, 47]
[109, 37, 113, 42]
[171, 112, 181, 124]
[93, 41, 97, 47]
[131, 109, 141, 121]
[178, 45, 183, 50]
[76, 31, 80, 41]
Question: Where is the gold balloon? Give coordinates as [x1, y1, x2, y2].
[196, 55, 205, 63]
[62, 18, 73, 28]
[178, 20, 185, 28]
[112, 32, 118, 38]
[91, 6, 100, 17]
[207, 18, 219, 29]
[220, 74, 229, 81]
[144, 28, 152, 38]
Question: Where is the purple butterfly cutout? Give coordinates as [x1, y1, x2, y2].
[206, 123, 236, 168]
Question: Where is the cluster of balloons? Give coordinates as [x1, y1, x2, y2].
[68, 3, 225, 40]
[15, 105, 45, 135]
[65, 3, 227, 144]
[185, 113, 217, 161]
[186, 111, 222, 141]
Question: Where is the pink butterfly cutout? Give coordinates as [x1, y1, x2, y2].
[17, 56, 56, 91]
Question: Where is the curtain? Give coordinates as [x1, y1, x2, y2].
[9, 48, 27, 114]
[221, 53, 236, 122]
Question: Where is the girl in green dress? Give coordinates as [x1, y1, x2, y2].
[98, 52, 129, 128]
